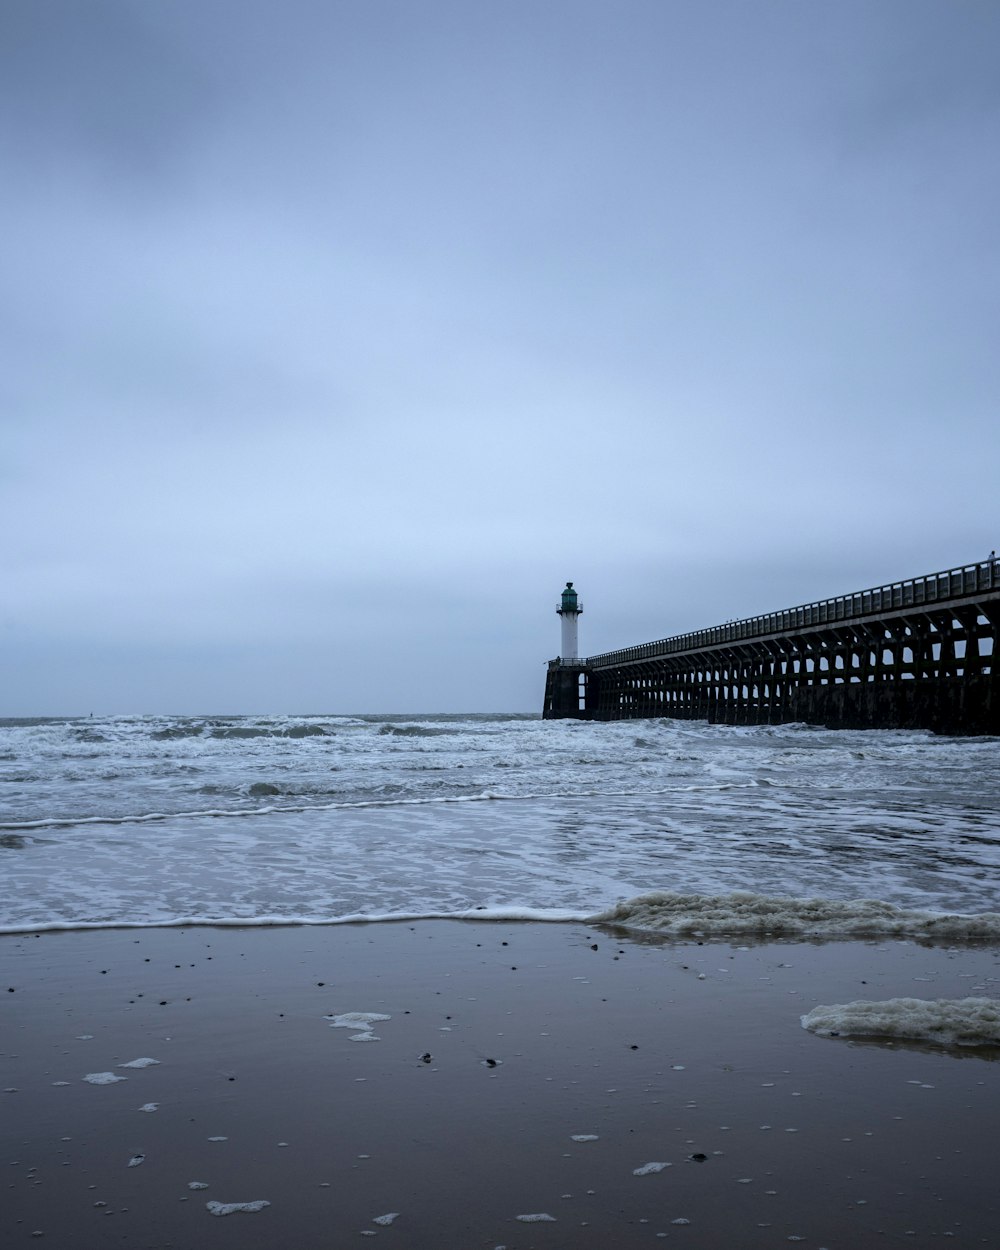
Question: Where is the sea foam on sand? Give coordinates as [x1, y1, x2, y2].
[206, 1200, 270, 1216]
[324, 1012, 391, 1041]
[801, 996, 1000, 1046]
[633, 1162, 671, 1176]
[591, 890, 1000, 941]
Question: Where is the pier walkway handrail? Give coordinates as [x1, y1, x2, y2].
[586, 559, 1000, 668]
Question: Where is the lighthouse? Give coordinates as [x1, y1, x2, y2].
[557, 581, 582, 662]
[543, 582, 591, 718]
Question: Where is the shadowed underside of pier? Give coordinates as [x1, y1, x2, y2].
[544, 561, 1000, 735]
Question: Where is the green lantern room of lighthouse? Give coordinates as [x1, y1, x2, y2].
[559, 582, 581, 614]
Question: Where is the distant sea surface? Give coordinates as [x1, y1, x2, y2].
[2, 713, 999, 934]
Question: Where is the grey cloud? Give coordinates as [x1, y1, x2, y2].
[0, 0, 214, 182]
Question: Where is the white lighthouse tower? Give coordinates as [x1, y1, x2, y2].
[557, 582, 582, 662]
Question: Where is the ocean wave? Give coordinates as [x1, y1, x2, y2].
[146, 720, 337, 741]
[150, 723, 206, 740]
[0, 790, 518, 831]
[0, 782, 753, 833]
[590, 890, 1000, 942]
[6, 892, 1000, 945]
[0, 905, 589, 936]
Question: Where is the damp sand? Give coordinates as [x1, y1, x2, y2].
[3, 921, 1000, 1247]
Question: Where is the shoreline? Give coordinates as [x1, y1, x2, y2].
[7, 887, 1000, 941]
[4, 921, 1000, 1247]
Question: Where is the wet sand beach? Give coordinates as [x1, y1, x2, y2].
[3, 921, 1000, 1248]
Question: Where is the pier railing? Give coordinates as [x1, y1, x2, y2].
[587, 559, 1000, 668]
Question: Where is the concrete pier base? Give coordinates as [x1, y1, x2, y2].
[542, 662, 594, 719]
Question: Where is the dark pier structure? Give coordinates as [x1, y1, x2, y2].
[543, 559, 1000, 735]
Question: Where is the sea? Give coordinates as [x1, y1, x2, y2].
[2, 712, 999, 938]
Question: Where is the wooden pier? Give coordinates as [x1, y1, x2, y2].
[543, 559, 1000, 735]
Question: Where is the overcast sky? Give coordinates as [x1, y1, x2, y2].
[2, 0, 998, 715]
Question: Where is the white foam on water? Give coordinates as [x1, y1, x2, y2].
[516, 1213, 556, 1222]
[571, 1134, 599, 1142]
[119, 1057, 160, 1068]
[592, 891, 1000, 941]
[373, 1213, 399, 1226]
[207, 1136, 228, 1142]
[83, 1072, 126, 1085]
[138, 1103, 159, 1112]
[206, 1200, 270, 1216]
[801, 996, 1000, 1046]
[633, 1162, 671, 1176]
